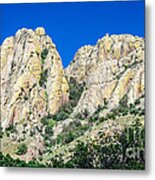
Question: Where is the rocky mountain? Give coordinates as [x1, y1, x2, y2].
[54, 33, 144, 137]
[0, 28, 145, 169]
[1, 27, 69, 129]
[66, 33, 144, 117]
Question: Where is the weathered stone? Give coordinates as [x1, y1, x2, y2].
[1, 27, 69, 128]
[66, 34, 144, 117]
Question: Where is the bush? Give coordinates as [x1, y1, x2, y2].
[64, 132, 76, 144]
[23, 96, 29, 101]
[52, 110, 69, 121]
[39, 69, 48, 87]
[41, 116, 49, 126]
[16, 143, 27, 155]
[55, 125, 89, 145]
[0, 127, 3, 138]
[41, 48, 49, 64]
[45, 126, 53, 136]
[5, 124, 17, 134]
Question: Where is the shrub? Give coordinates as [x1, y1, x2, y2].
[41, 48, 49, 64]
[64, 132, 76, 144]
[41, 116, 49, 126]
[52, 110, 69, 121]
[24, 96, 29, 101]
[45, 126, 53, 136]
[5, 124, 17, 134]
[16, 143, 27, 155]
[55, 124, 89, 145]
[0, 127, 3, 138]
[39, 69, 48, 87]
[135, 99, 141, 105]
[139, 108, 145, 116]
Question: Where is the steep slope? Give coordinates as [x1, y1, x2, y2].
[1, 27, 69, 129]
[66, 34, 144, 118]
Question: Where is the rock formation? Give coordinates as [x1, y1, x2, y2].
[1, 27, 69, 129]
[0, 28, 145, 168]
[66, 34, 144, 117]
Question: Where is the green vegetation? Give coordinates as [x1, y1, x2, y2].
[55, 124, 89, 145]
[24, 96, 29, 101]
[69, 77, 85, 106]
[41, 117, 56, 148]
[41, 116, 55, 127]
[44, 77, 85, 121]
[40, 91, 144, 159]
[39, 48, 49, 87]
[50, 118, 145, 169]
[16, 143, 28, 155]
[51, 103, 73, 121]
[0, 152, 45, 167]
[111, 95, 145, 118]
[41, 48, 49, 64]
[4, 124, 17, 137]
[89, 104, 108, 123]
[0, 127, 3, 138]
[88, 95, 145, 124]
[39, 69, 48, 87]
[1, 116, 144, 169]
[54, 77, 85, 121]
[1, 71, 144, 169]
[38, 77, 86, 152]
[5, 124, 17, 133]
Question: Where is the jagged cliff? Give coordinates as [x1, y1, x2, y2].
[53, 34, 144, 137]
[66, 34, 144, 117]
[0, 28, 145, 167]
[1, 27, 69, 129]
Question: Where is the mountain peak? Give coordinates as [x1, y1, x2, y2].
[66, 33, 144, 118]
[1, 27, 69, 129]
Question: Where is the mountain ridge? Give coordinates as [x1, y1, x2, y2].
[0, 27, 145, 168]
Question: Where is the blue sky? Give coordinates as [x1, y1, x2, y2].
[0, 1, 145, 67]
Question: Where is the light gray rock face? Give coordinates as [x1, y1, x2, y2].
[1, 27, 69, 129]
[66, 34, 144, 117]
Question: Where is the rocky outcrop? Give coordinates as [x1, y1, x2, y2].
[1, 27, 69, 128]
[0, 29, 145, 165]
[66, 34, 144, 117]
